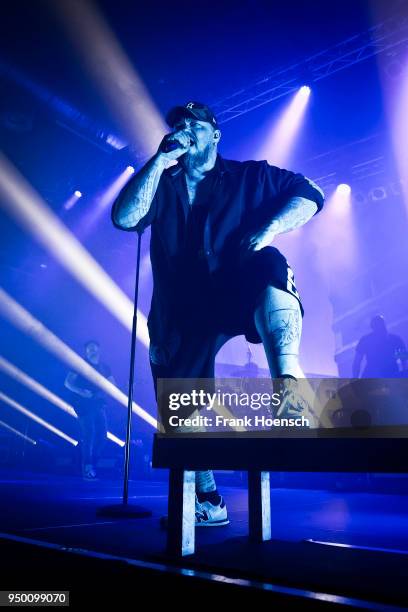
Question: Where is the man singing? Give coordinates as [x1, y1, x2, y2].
[112, 101, 324, 526]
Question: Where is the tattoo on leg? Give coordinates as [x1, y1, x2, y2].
[269, 309, 301, 349]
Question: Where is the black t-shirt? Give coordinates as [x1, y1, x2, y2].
[70, 361, 111, 397]
[112, 154, 324, 356]
[181, 171, 219, 302]
[185, 201, 209, 258]
[356, 332, 405, 377]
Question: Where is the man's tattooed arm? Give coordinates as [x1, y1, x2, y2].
[241, 196, 319, 253]
[269, 197, 318, 235]
[112, 153, 168, 229]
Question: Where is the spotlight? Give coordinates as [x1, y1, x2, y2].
[299, 85, 311, 95]
[390, 181, 402, 196]
[64, 189, 83, 210]
[336, 183, 351, 195]
[353, 191, 367, 205]
[384, 59, 403, 79]
[370, 186, 387, 201]
[126, 166, 135, 174]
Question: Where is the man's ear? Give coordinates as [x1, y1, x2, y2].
[214, 129, 221, 142]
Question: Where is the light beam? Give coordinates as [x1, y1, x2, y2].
[80, 166, 137, 232]
[0, 287, 157, 429]
[0, 419, 37, 445]
[391, 54, 408, 214]
[258, 85, 311, 167]
[0, 153, 149, 347]
[0, 392, 78, 446]
[53, 0, 167, 156]
[0, 355, 125, 446]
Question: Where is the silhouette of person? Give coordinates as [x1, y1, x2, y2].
[352, 315, 406, 378]
[65, 341, 114, 479]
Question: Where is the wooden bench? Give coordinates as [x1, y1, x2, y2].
[152, 429, 408, 556]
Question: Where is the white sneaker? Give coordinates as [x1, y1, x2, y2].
[195, 496, 229, 527]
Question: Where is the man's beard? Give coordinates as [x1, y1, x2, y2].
[181, 143, 214, 171]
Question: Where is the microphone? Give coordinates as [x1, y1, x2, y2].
[161, 138, 194, 153]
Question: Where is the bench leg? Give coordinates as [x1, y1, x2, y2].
[167, 469, 195, 556]
[248, 470, 271, 542]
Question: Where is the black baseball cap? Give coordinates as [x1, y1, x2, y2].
[166, 101, 218, 129]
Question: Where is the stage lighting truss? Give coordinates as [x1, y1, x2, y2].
[212, 11, 408, 124]
[301, 128, 404, 199]
[0, 60, 126, 153]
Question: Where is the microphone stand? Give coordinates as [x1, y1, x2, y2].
[98, 229, 152, 518]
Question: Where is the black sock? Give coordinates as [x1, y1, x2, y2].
[197, 489, 221, 505]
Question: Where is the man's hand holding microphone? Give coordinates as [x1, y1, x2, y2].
[112, 128, 194, 228]
[158, 129, 193, 161]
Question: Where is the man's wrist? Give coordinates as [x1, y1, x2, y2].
[154, 151, 173, 169]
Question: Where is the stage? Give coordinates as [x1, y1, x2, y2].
[1, 472, 407, 608]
